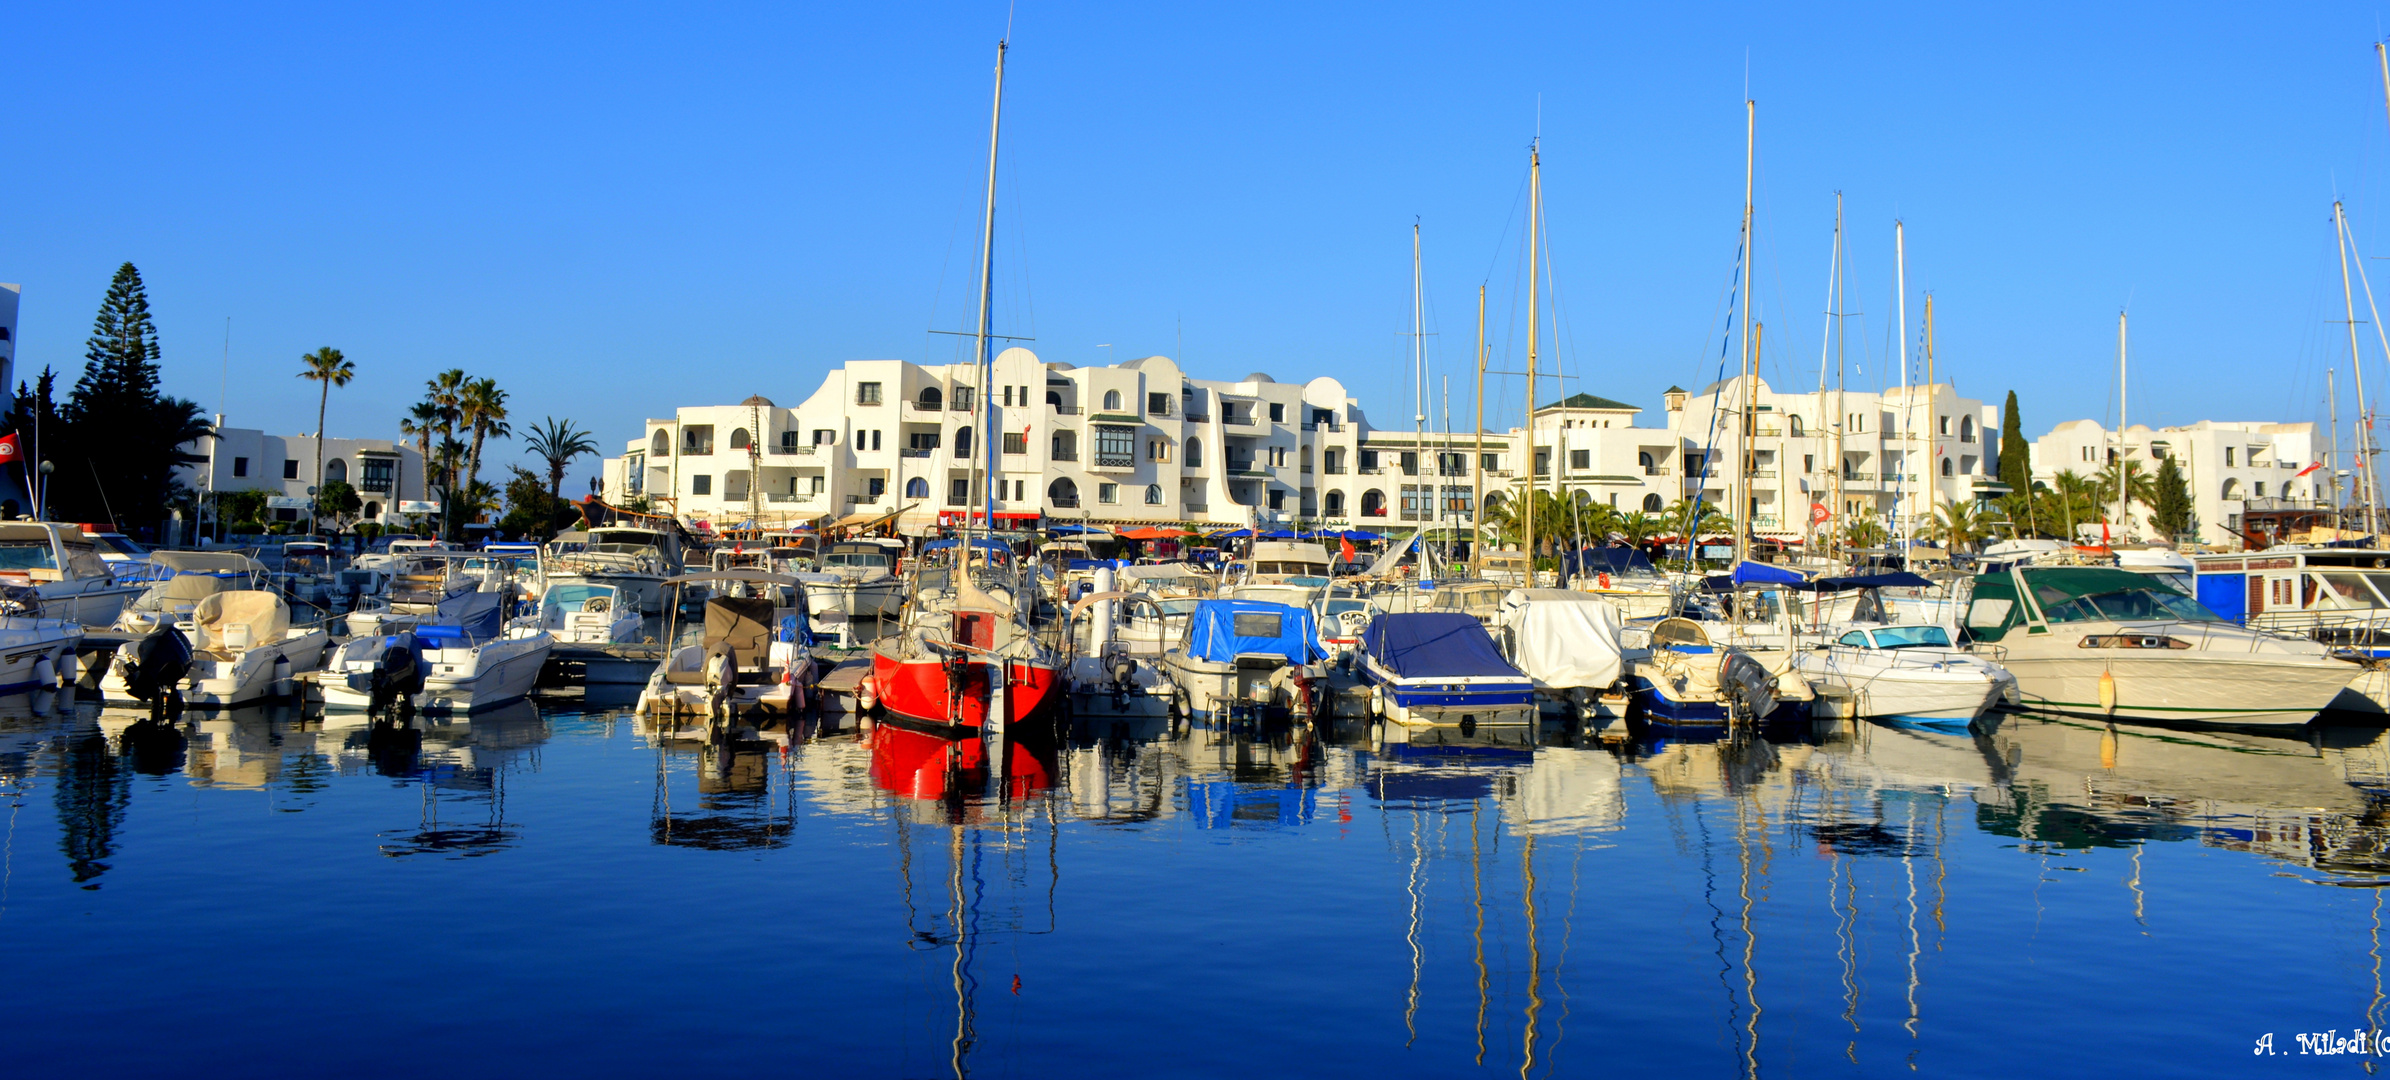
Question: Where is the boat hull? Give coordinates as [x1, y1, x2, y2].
[1999, 652, 2354, 729]
[417, 634, 555, 713]
[869, 650, 1060, 741]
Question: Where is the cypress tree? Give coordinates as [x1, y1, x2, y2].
[1998, 391, 2030, 498]
[2153, 454, 2194, 539]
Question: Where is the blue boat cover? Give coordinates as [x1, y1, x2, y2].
[1361, 613, 1523, 680]
[420, 590, 504, 648]
[922, 537, 1012, 552]
[1562, 546, 1659, 578]
[1807, 571, 1933, 591]
[1184, 599, 1320, 665]
[1728, 560, 1808, 585]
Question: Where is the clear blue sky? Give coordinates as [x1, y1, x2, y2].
[10, 2, 2390, 484]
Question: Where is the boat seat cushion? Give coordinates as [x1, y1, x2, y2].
[662, 667, 709, 685]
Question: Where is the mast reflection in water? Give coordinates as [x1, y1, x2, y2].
[4, 695, 2390, 1075]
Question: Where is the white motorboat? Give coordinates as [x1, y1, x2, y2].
[1796, 623, 2015, 727]
[277, 540, 338, 607]
[1356, 611, 1537, 739]
[1620, 616, 1816, 733]
[104, 590, 329, 708]
[0, 617, 85, 694]
[1558, 545, 1679, 619]
[321, 592, 552, 713]
[529, 581, 644, 644]
[0, 521, 148, 627]
[549, 527, 683, 614]
[1061, 590, 1173, 720]
[638, 571, 818, 718]
[114, 551, 268, 633]
[796, 539, 904, 645]
[1158, 599, 1328, 722]
[1961, 565, 2359, 730]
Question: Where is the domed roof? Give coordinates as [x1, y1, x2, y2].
[739, 394, 774, 407]
[1242, 372, 1276, 384]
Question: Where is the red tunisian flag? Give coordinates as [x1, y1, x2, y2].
[1340, 536, 1357, 562]
[2297, 461, 2325, 478]
[0, 433, 21, 464]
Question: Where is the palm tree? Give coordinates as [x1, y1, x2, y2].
[1841, 514, 1889, 549]
[297, 346, 354, 533]
[2092, 459, 2159, 534]
[458, 377, 511, 514]
[425, 369, 469, 489]
[399, 400, 442, 512]
[524, 417, 599, 505]
[1923, 498, 1989, 554]
[2047, 469, 2106, 540]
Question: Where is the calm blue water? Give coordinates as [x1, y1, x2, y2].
[2, 694, 2386, 1077]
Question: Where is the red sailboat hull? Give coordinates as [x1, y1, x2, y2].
[869, 651, 1061, 741]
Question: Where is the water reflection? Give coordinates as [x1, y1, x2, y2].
[9, 693, 2390, 1075]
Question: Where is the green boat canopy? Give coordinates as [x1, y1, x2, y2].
[1964, 567, 2204, 643]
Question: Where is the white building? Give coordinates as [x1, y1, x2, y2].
[601, 349, 1514, 533]
[176, 427, 428, 527]
[2028, 419, 2321, 546]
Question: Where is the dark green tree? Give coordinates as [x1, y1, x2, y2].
[523, 416, 598, 504]
[1998, 390, 2031, 499]
[317, 479, 362, 526]
[54, 264, 212, 529]
[2152, 454, 2194, 539]
[496, 465, 576, 538]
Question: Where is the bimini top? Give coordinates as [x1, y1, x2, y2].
[423, 590, 505, 644]
[1184, 599, 1320, 666]
[922, 537, 1013, 554]
[1964, 566, 2215, 643]
[1360, 612, 1523, 681]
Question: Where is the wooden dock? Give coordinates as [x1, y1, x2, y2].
[546, 642, 667, 686]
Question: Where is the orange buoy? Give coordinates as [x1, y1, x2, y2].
[2097, 668, 2117, 715]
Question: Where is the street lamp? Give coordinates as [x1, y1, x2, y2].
[36, 460, 53, 521]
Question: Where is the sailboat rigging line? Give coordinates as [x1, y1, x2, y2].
[1471, 800, 1489, 1067]
[1681, 238, 1747, 566]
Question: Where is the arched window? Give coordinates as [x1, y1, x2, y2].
[651, 430, 670, 456]
[1643, 493, 1663, 512]
[1047, 477, 1079, 507]
[2222, 478, 2243, 500]
[326, 459, 348, 482]
[1960, 415, 1975, 441]
[1788, 416, 1804, 437]
[363, 501, 381, 520]
[919, 386, 943, 409]
[905, 477, 929, 498]
[1361, 490, 1387, 517]
[1185, 437, 1203, 468]
[1637, 451, 1654, 468]
[1941, 458, 1953, 477]
[1103, 389, 1123, 411]
[1145, 484, 1163, 505]
[1324, 491, 1345, 514]
[730, 428, 751, 450]
[1052, 429, 1076, 460]
[955, 427, 973, 458]
[1045, 390, 1061, 407]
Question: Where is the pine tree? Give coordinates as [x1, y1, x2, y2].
[1998, 390, 2031, 498]
[2153, 454, 2194, 540]
[53, 264, 211, 529]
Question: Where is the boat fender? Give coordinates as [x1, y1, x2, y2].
[1369, 683, 1385, 718]
[1597, 572, 1612, 590]
[32, 653, 54, 690]
[271, 653, 294, 699]
[2097, 667, 2117, 715]
[857, 675, 878, 713]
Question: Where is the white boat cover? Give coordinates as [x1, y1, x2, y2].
[1497, 591, 1624, 690]
[192, 590, 290, 652]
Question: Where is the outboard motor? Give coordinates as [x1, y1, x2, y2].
[345, 633, 424, 716]
[1717, 651, 1779, 725]
[114, 626, 194, 717]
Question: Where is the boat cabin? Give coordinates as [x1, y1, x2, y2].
[2192, 548, 2390, 648]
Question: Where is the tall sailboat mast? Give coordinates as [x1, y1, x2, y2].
[2116, 310, 2128, 538]
[1829, 194, 1847, 560]
[1524, 140, 1540, 575]
[1733, 100, 1754, 568]
[2335, 201, 2381, 536]
[1893, 220, 1907, 554]
[2331, 365, 2343, 519]
[1924, 294, 1937, 538]
[1472, 284, 1486, 574]
[966, 39, 1008, 545]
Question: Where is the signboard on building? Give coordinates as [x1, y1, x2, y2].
[398, 500, 441, 514]
[265, 496, 309, 510]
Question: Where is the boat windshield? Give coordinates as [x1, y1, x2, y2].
[2312, 572, 2388, 609]
[0, 541, 59, 572]
[2039, 586, 2221, 625]
[89, 534, 150, 557]
[1850, 626, 1951, 649]
[1322, 598, 1372, 618]
[826, 551, 891, 569]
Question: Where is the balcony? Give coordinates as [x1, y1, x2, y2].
[1843, 471, 1877, 481]
[1357, 466, 1387, 476]
[768, 444, 815, 455]
[681, 441, 714, 457]
[1325, 465, 1347, 475]
[1052, 403, 1084, 416]
[907, 400, 943, 414]
[1222, 415, 1257, 427]
[1182, 410, 1209, 423]
[847, 493, 883, 505]
[1051, 449, 1078, 462]
[1049, 496, 1080, 508]
[1183, 501, 1208, 513]
[1644, 465, 1671, 476]
[766, 492, 816, 504]
[1749, 469, 1777, 479]
[900, 448, 932, 459]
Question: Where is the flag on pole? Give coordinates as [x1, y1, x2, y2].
[1340, 536, 1357, 562]
[1810, 502, 1830, 525]
[0, 433, 21, 464]
[2297, 461, 2324, 478]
